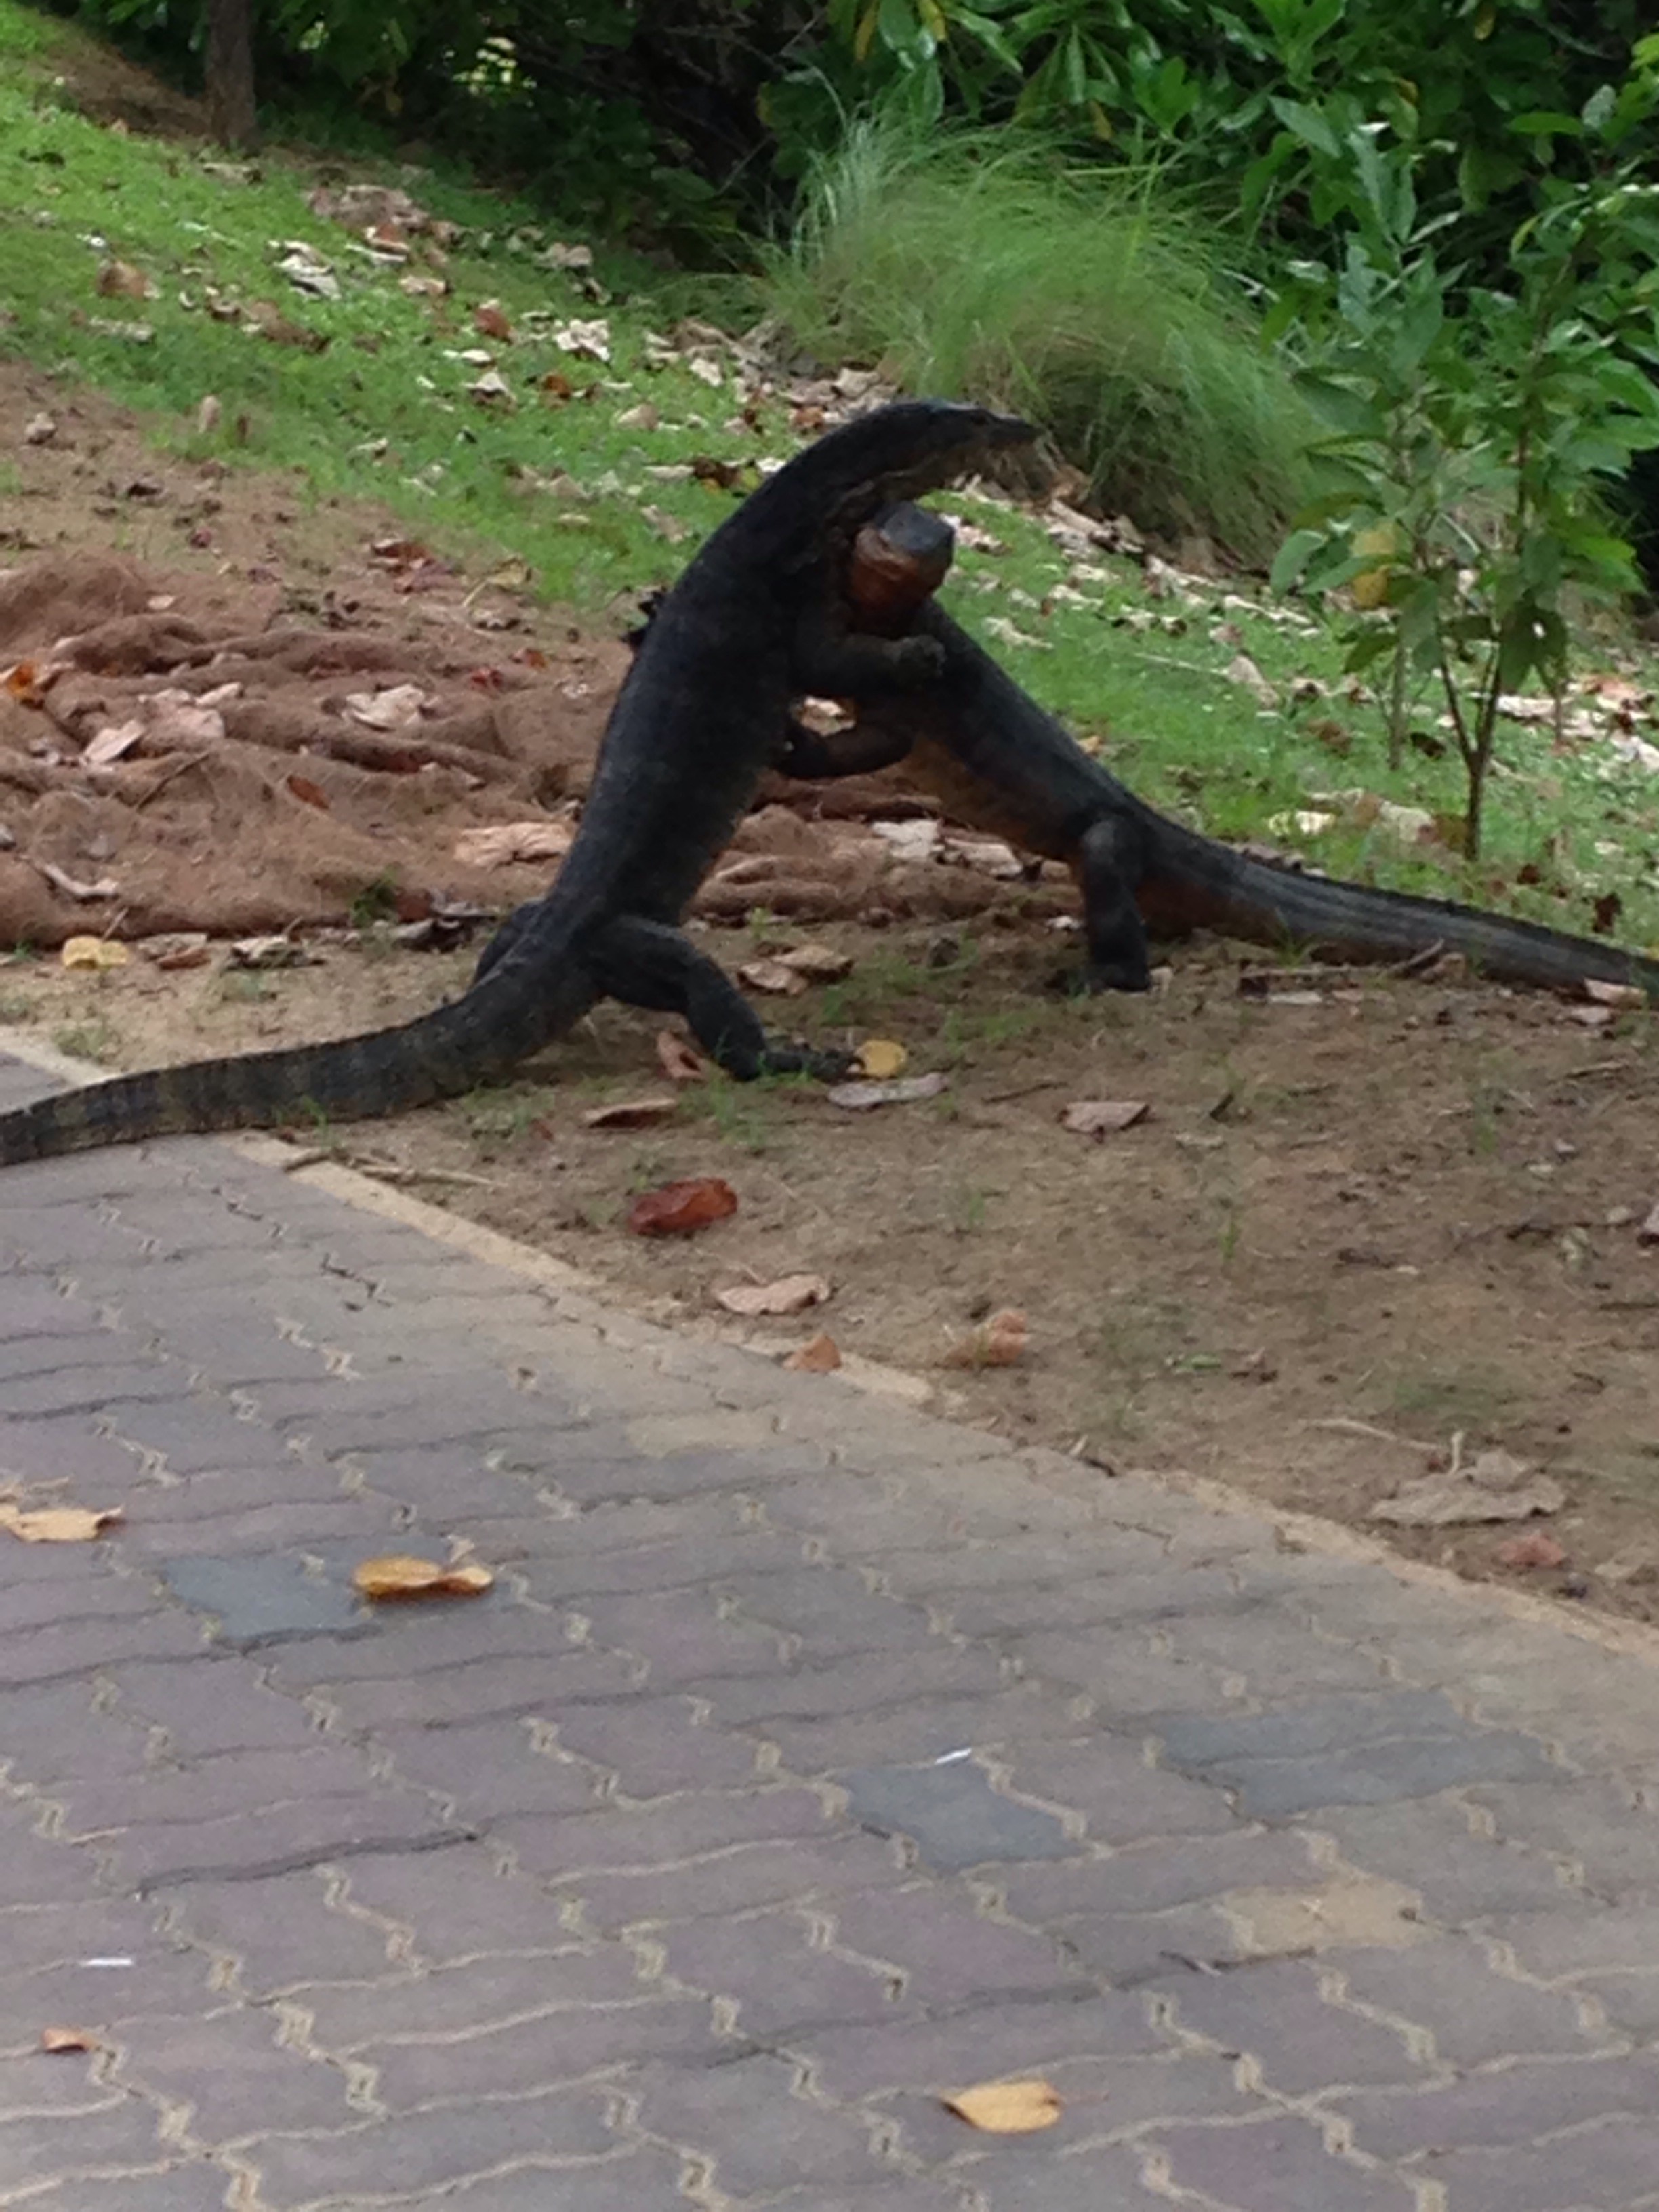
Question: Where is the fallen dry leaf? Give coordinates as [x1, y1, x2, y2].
[581, 1096, 678, 1130]
[944, 2079, 1061, 2134]
[1494, 1530, 1568, 1572]
[655, 1031, 705, 1084]
[627, 1176, 738, 1237]
[83, 719, 145, 767]
[1224, 651, 1279, 708]
[854, 1039, 907, 1079]
[943, 1309, 1029, 1370]
[228, 935, 316, 969]
[737, 958, 808, 997]
[1060, 1099, 1149, 1136]
[451, 821, 574, 869]
[776, 942, 854, 981]
[1370, 1448, 1566, 1528]
[474, 300, 514, 341]
[716, 1273, 832, 1317]
[39, 2028, 102, 2054]
[285, 774, 330, 811]
[784, 1332, 842, 1372]
[551, 317, 611, 363]
[0, 1503, 123, 1543]
[344, 682, 430, 733]
[33, 861, 118, 903]
[827, 1073, 949, 1112]
[144, 693, 225, 747]
[352, 1555, 494, 1601]
[96, 258, 157, 300]
[1583, 978, 1645, 1010]
[138, 932, 211, 970]
[60, 937, 129, 972]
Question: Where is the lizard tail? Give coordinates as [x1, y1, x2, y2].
[0, 954, 597, 1164]
[1148, 829, 1659, 999]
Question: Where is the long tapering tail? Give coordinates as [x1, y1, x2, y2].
[1145, 821, 1659, 998]
[0, 940, 598, 1165]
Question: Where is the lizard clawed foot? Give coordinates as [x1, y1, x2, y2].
[1046, 959, 1152, 998]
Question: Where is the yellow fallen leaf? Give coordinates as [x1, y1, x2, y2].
[0, 1503, 123, 1543]
[352, 1555, 494, 1601]
[40, 2027, 101, 2053]
[60, 937, 129, 971]
[854, 1038, 907, 1079]
[943, 2078, 1061, 2133]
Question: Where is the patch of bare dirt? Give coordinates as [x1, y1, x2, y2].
[0, 363, 1035, 950]
[6, 361, 1659, 1628]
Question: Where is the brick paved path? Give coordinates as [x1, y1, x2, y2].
[5, 1048, 1659, 2211]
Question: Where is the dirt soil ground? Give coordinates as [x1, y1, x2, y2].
[6, 359, 1659, 1629]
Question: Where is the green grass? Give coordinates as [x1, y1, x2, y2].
[2, 1, 1658, 951]
[0, 3, 781, 609]
[762, 115, 1322, 567]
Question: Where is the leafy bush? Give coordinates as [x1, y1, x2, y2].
[1271, 43, 1659, 855]
[763, 115, 1320, 563]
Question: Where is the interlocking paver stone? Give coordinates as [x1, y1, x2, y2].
[7, 1054, 1659, 2210]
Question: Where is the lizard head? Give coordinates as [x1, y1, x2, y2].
[820, 398, 1038, 529]
[848, 501, 957, 627]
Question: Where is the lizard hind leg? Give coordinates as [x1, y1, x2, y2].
[1063, 815, 1152, 995]
[590, 914, 853, 1082]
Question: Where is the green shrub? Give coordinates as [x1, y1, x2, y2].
[763, 115, 1320, 564]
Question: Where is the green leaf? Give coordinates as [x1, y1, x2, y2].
[1507, 111, 1585, 138]
[1269, 96, 1340, 159]
[1269, 526, 1328, 592]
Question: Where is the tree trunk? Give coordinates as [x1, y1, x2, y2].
[205, 0, 258, 149]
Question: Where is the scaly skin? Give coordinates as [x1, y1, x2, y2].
[0, 403, 1035, 1164]
[808, 506, 1659, 1000]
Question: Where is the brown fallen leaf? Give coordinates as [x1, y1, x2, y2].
[96, 258, 157, 300]
[716, 1273, 832, 1317]
[827, 1073, 949, 1112]
[39, 2027, 102, 2053]
[944, 2079, 1061, 2134]
[452, 821, 574, 869]
[286, 773, 330, 811]
[474, 300, 514, 341]
[1494, 1530, 1568, 1572]
[581, 1096, 678, 1130]
[943, 1309, 1029, 1370]
[784, 1332, 842, 1372]
[1059, 1099, 1149, 1136]
[0, 1503, 123, 1543]
[60, 937, 129, 971]
[627, 1176, 738, 1237]
[655, 1031, 705, 1084]
[738, 958, 809, 998]
[139, 932, 211, 970]
[352, 1555, 494, 1601]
